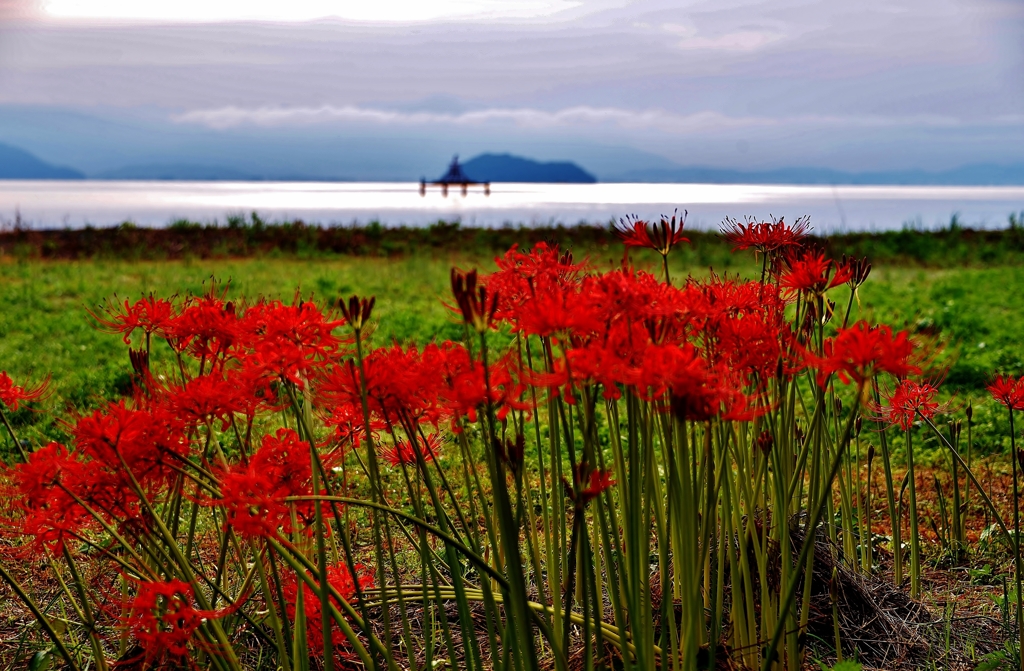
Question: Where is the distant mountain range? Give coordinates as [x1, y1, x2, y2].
[458, 153, 597, 183]
[97, 163, 262, 181]
[0, 142, 84, 179]
[2, 139, 1024, 185]
[615, 164, 1024, 186]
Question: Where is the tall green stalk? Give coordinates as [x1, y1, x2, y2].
[906, 429, 921, 598]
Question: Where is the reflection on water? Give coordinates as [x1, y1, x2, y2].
[1, 180, 1022, 232]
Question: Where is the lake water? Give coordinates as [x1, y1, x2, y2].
[1, 180, 1023, 232]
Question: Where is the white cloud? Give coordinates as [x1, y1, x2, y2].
[173, 103, 1001, 133]
[43, 0, 582, 23]
[662, 22, 788, 52]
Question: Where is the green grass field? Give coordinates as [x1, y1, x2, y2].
[3, 247, 1024, 452]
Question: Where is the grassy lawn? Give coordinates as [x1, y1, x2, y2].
[3, 248, 1024, 450]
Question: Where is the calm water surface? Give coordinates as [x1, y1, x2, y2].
[1, 181, 1023, 232]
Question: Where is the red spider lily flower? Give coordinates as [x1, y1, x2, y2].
[381, 433, 442, 467]
[580, 468, 615, 503]
[487, 243, 585, 327]
[3, 442, 90, 551]
[511, 267, 703, 402]
[589, 265, 687, 326]
[162, 373, 248, 430]
[431, 342, 531, 426]
[685, 275, 790, 384]
[780, 249, 854, 295]
[242, 299, 346, 387]
[878, 379, 941, 431]
[122, 579, 241, 663]
[988, 375, 1024, 411]
[89, 295, 177, 345]
[323, 402, 384, 449]
[721, 216, 810, 255]
[810, 321, 920, 387]
[73, 401, 190, 489]
[615, 210, 689, 255]
[229, 364, 285, 422]
[630, 342, 708, 403]
[210, 428, 323, 538]
[215, 466, 293, 539]
[61, 404, 192, 535]
[282, 562, 374, 658]
[165, 290, 243, 361]
[509, 277, 600, 338]
[318, 345, 443, 426]
[0, 371, 48, 411]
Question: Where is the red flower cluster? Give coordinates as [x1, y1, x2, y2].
[5, 400, 193, 551]
[282, 562, 374, 656]
[485, 247, 794, 419]
[319, 340, 528, 434]
[1, 223, 941, 666]
[211, 428, 328, 538]
[122, 578, 239, 662]
[93, 288, 346, 388]
[2, 292, 351, 551]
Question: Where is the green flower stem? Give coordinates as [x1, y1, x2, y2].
[906, 429, 921, 598]
[762, 382, 863, 671]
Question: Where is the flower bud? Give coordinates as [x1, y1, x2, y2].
[497, 433, 526, 475]
[451, 269, 499, 332]
[129, 347, 149, 377]
[822, 298, 836, 325]
[339, 294, 375, 332]
[842, 255, 872, 288]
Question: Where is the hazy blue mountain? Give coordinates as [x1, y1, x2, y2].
[98, 164, 264, 180]
[613, 163, 1024, 185]
[2, 106, 1022, 185]
[0, 142, 84, 179]
[460, 153, 597, 183]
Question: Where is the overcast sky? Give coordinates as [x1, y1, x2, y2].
[0, 0, 1022, 174]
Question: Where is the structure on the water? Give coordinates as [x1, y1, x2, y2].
[420, 156, 490, 197]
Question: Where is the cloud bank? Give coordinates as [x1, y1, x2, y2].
[174, 104, 1023, 133]
[0, 0, 1021, 173]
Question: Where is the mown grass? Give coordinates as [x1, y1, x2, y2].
[3, 244, 1024, 454]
